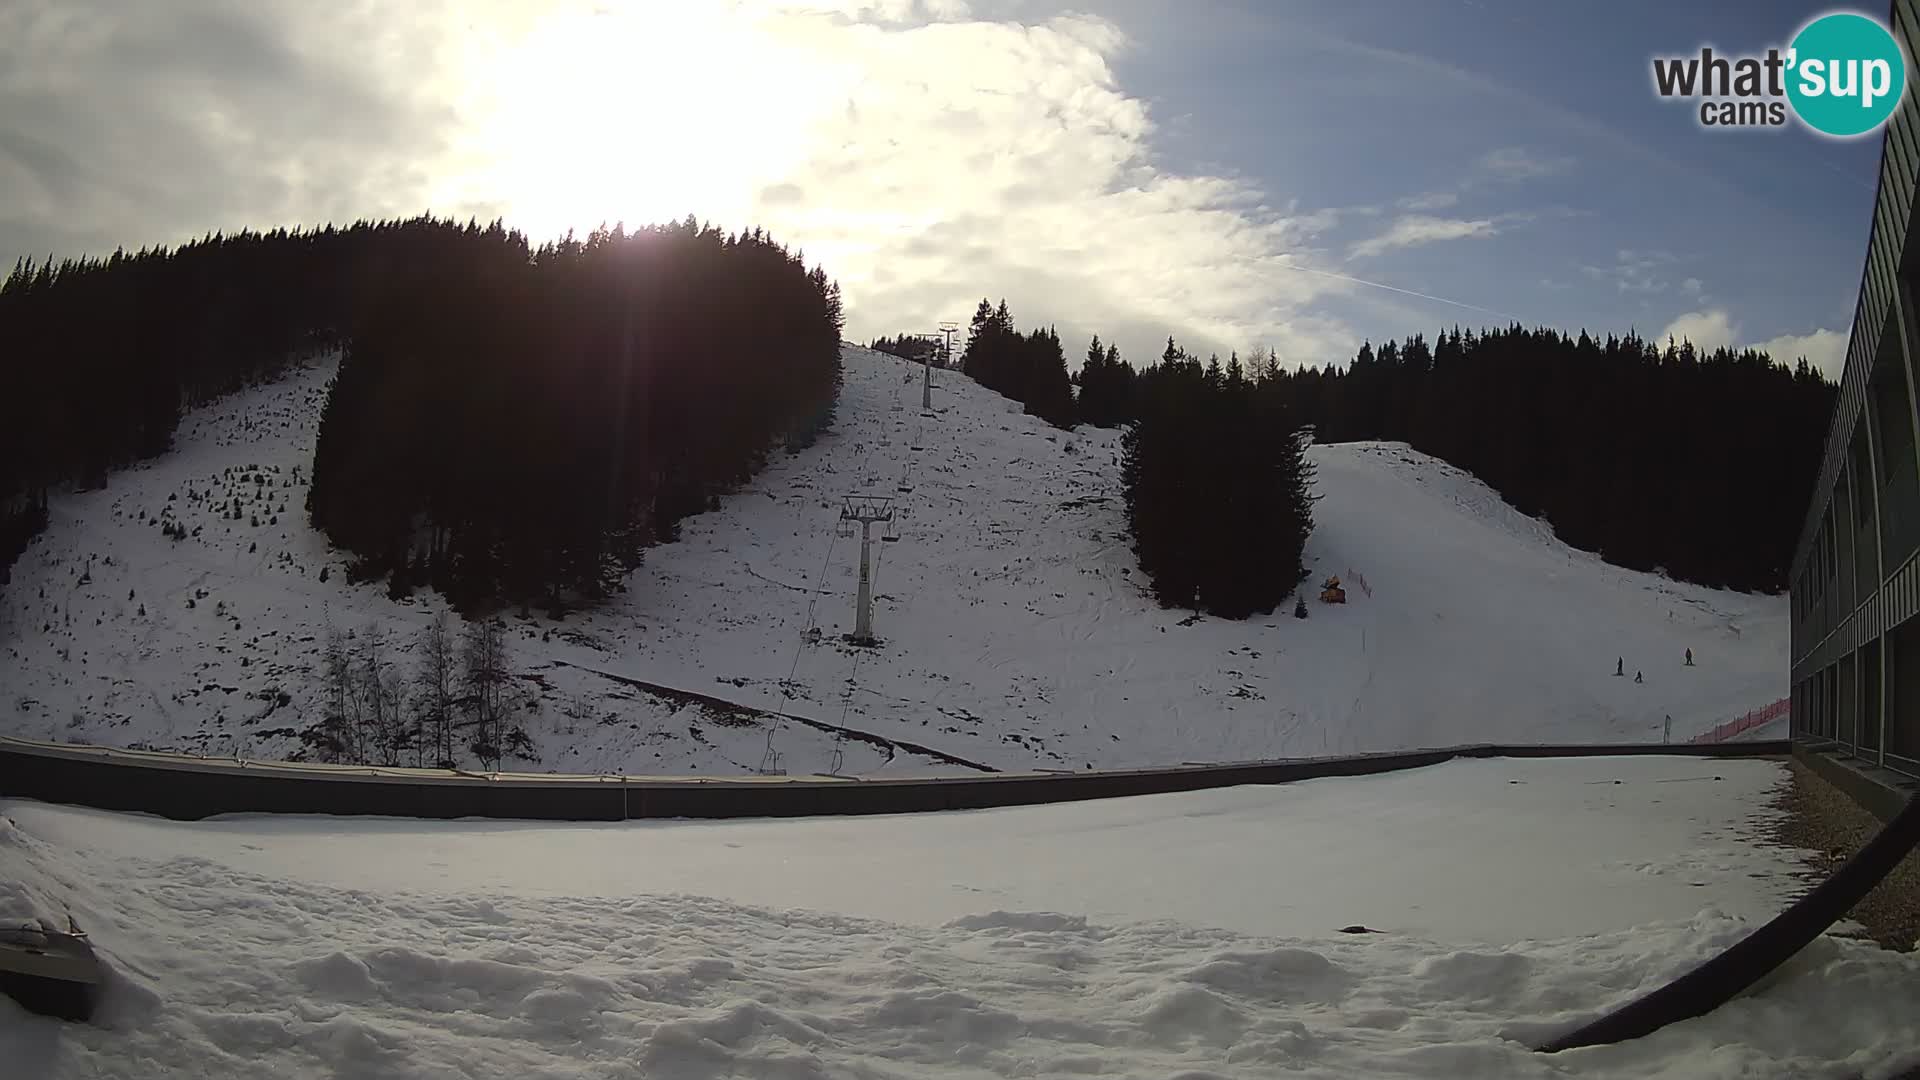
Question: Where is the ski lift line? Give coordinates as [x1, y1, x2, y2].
[831, 538, 883, 770]
[836, 632, 864, 735]
[763, 515, 845, 769]
[836, 655, 863, 759]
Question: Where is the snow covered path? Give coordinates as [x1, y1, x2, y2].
[5, 756, 1918, 1078]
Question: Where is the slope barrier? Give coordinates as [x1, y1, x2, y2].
[0, 733, 1786, 822]
[1688, 697, 1791, 745]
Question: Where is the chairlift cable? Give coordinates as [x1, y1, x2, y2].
[762, 516, 843, 772]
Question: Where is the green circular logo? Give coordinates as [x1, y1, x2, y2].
[1786, 12, 1907, 137]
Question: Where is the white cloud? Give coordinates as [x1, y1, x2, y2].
[0, 0, 1392, 371]
[1680, 277, 1703, 295]
[1660, 309, 1738, 352]
[1658, 311, 1846, 378]
[1752, 328, 1847, 379]
[1583, 249, 1680, 294]
[755, 0, 974, 23]
[1480, 146, 1573, 181]
[1398, 191, 1459, 211]
[1349, 215, 1498, 259]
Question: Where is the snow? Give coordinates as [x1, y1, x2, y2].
[1, 345, 1787, 775]
[5, 756, 1918, 1078]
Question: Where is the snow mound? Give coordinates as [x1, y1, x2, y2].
[0, 346, 1787, 774]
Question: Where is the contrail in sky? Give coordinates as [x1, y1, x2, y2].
[1276, 263, 1528, 323]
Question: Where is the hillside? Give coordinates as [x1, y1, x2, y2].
[0, 345, 1786, 775]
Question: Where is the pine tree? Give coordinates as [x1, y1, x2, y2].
[1121, 337, 1315, 618]
[1076, 337, 1135, 427]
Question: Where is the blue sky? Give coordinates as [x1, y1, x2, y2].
[1097, 0, 1880, 369]
[0, 0, 1887, 376]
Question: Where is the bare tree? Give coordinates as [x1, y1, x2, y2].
[384, 665, 412, 768]
[461, 618, 510, 769]
[359, 624, 403, 766]
[321, 623, 359, 763]
[415, 612, 458, 768]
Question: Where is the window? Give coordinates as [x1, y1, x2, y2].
[1854, 430, 1880, 598]
[1862, 639, 1883, 754]
[1890, 618, 1920, 766]
[1839, 648, 1859, 748]
[1836, 473, 1856, 613]
[1871, 336, 1920, 570]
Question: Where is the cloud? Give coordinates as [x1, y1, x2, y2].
[1583, 249, 1680, 294]
[1480, 147, 1573, 181]
[1753, 328, 1847, 379]
[1659, 309, 1738, 352]
[755, 0, 975, 24]
[1680, 277, 1703, 295]
[0, 0, 1392, 371]
[0, 0, 472, 261]
[703, 8, 1375, 365]
[1274, 22, 1768, 208]
[1659, 310, 1847, 378]
[1349, 215, 1498, 259]
[1398, 191, 1460, 211]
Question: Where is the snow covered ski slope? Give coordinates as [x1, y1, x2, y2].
[0, 345, 1787, 775]
[4, 757, 1918, 1079]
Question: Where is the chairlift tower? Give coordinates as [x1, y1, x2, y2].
[841, 495, 894, 645]
[930, 321, 960, 410]
[939, 321, 959, 366]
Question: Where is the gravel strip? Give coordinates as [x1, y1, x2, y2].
[1768, 758, 1920, 952]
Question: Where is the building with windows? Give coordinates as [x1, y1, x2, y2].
[1790, 0, 1920, 780]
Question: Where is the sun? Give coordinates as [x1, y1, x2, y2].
[439, 2, 852, 244]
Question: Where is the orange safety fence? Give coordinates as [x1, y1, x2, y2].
[1687, 697, 1791, 744]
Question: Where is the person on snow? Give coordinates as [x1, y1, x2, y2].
[1635, 670, 1644, 684]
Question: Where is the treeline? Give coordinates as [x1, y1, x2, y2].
[869, 333, 949, 365]
[1266, 326, 1834, 592]
[307, 220, 844, 611]
[0, 215, 844, 609]
[1075, 334, 1138, 427]
[308, 614, 528, 770]
[959, 299, 1075, 428]
[0, 216, 546, 585]
[955, 299, 1313, 615]
[971, 307, 1832, 593]
[0, 222, 409, 582]
[1123, 342, 1315, 616]
[953, 303, 1135, 429]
